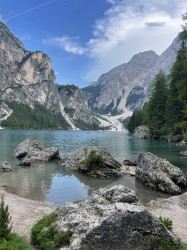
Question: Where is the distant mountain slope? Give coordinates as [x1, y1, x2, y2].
[0, 21, 100, 130]
[82, 35, 181, 113]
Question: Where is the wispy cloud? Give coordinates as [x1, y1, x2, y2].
[18, 33, 31, 41]
[43, 35, 86, 55]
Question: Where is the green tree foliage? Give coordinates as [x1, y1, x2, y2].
[0, 196, 12, 239]
[127, 109, 144, 133]
[147, 70, 168, 138]
[1, 102, 70, 130]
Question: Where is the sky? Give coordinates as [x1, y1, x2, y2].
[0, 0, 186, 88]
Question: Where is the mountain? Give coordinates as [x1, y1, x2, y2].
[0, 22, 99, 130]
[82, 35, 181, 114]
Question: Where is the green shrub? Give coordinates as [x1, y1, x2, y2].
[0, 196, 12, 239]
[159, 216, 173, 231]
[0, 233, 34, 250]
[80, 150, 105, 171]
[31, 212, 72, 250]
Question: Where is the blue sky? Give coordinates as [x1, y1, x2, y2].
[0, 0, 186, 87]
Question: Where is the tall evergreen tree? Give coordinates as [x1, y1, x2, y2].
[146, 70, 168, 138]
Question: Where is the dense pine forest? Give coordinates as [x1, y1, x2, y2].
[1, 102, 70, 130]
[127, 12, 187, 140]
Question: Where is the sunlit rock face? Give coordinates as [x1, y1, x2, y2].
[0, 21, 60, 112]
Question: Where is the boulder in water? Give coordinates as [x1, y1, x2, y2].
[136, 152, 186, 194]
[60, 146, 123, 178]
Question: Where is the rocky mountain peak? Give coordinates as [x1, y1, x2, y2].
[83, 35, 181, 114]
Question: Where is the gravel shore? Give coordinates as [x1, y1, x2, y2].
[0, 189, 57, 242]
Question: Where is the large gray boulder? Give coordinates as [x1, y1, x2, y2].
[136, 152, 186, 194]
[14, 139, 44, 158]
[133, 125, 151, 139]
[14, 139, 59, 166]
[60, 146, 123, 178]
[179, 151, 187, 157]
[0, 162, 13, 172]
[55, 185, 178, 250]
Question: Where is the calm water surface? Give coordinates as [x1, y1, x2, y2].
[0, 130, 186, 205]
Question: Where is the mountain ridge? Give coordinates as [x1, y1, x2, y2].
[82, 35, 181, 113]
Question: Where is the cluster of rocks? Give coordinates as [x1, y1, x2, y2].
[55, 185, 179, 250]
[14, 139, 59, 166]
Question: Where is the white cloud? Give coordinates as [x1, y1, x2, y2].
[84, 0, 186, 81]
[43, 35, 86, 55]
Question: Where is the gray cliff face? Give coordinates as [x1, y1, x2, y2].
[0, 21, 96, 129]
[0, 21, 60, 112]
[83, 35, 181, 113]
[58, 85, 98, 125]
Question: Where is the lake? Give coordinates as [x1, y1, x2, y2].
[0, 129, 186, 205]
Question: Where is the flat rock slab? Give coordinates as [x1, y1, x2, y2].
[0, 161, 13, 172]
[0, 189, 57, 242]
[136, 152, 186, 194]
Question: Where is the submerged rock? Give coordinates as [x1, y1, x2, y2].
[0, 162, 13, 172]
[60, 146, 123, 178]
[136, 152, 186, 194]
[133, 125, 151, 139]
[14, 139, 59, 166]
[179, 151, 187, 157]
[55, 185, 178, 250]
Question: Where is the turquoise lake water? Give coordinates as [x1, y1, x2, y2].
[0, 129, 186, 205]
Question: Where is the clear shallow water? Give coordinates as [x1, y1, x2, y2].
[0, 130, 186, 205]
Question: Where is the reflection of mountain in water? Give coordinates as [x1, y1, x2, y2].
[0, 161, 70, 201]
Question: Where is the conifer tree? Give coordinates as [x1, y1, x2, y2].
[146, 70, 168, 138]
[0, 196, 12, 239]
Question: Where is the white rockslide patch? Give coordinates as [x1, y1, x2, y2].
[59, 99, 79, 130]
[0, 108, 13, 129]
[98, 109, 132, 131]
